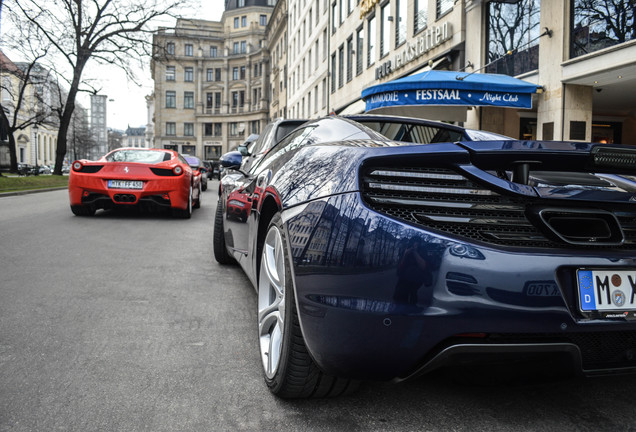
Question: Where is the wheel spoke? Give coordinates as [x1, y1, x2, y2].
[258, 225, 287, 379]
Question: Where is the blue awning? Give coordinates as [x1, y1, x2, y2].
[362, 70, 540, 112]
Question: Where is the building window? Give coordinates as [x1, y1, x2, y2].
[331, 2, 337, 33]
[331, 53, 336, 93]
[486, 0, 541, 76]
[241, 16, 247, 27]
[241, 41, 247, 53]
[206, 93, 213, 109]
[185, 44, 193, 56]
[184, 123, 194, 136]
[234, 17, 239, 28]
[184, 67, 193, 82]
[230, 122, 241, 136]
[215, 68, 221, 81]
[207, 68, 214, 81]
[233, 42, 239, 54]
[214, 122, 222, 135]
[356, 26, 364, 75]
[367, 15, 376, 67]
[165, 91, 176, 108]
[260, 14, 267, 25]
[346, 36, 353, 82]
[233, 67, 239, 80]
[396, 0, 407, 47]
[166, 42, 175, 55]
[184, 91, 194, 109]
[204, 123, 213, 136]
[380, 3, 390, 58]
[166, 122, 176, 136]
[437, 0, 453, 18]
[240, 66, 246, 79]
[205, 146, 222, 160]
[571, 0, 635, 59]
[338, 44, 344, 88]
[415, 0, 427, 34]
[210, 46, 217, 57]
[215, 92, 221, 109]
[166, 65, 175, 81]
[239, 0, 245, 6]
[251, 120, 260, 134]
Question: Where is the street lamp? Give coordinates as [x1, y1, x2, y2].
[33, 125, 38, 169]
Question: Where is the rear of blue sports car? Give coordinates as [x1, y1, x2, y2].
[284, 140, 636, 381]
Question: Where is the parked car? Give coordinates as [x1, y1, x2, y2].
[17, 163, 37, 176]
[68, 147, 201, 218]
[183, 155, 208, 191]
[214, 114, 636, 398]
[39, 165, 52, 175]
[238, 118, 307, 172]
[202, 160, 219, 180]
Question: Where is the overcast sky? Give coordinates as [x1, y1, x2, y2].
[83, 1, 225, 131]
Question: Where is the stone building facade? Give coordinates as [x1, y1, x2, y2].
[151, 0, 274, 160]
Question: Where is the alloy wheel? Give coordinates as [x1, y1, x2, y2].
[258, 225, 286, 379]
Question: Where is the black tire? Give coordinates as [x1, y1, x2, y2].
[193, 184, 201, 209]
[71, 205, 95, 216]
[258, 214, 356, 398]
[213, 199, 236, 264]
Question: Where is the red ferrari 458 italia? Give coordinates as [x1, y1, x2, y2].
[68, 148, 201, 218]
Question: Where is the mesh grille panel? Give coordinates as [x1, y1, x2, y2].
[361, 165, 636, 249]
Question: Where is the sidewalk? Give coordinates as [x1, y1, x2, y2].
[0, 186, 67, 198]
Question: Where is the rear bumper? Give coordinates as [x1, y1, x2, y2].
[283, 193, 636, 381]
[69, 174, 189, 210]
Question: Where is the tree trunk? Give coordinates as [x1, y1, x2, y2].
[0, 107, 18, 173]
[53, 59, 87, 176]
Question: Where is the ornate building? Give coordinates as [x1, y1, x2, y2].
[151, 0, 274, 160]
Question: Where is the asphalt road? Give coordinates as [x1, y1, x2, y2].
[1, 185, 636, 432]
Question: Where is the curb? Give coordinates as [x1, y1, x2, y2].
[0, 187, 68, 198]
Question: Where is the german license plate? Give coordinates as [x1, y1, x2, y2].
[108, 180, 143, 189]
[577, 269, 636, 313]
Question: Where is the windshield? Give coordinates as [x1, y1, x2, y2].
[465, 129, 513, 141]
[106, 150, 171, 164]
[184, 156, 201, 168]
[358, 121, 465, 144]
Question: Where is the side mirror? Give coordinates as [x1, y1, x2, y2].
[200, 167, 208, 173]
[238, 145, 250, 157]
[219, 151, 243, 170]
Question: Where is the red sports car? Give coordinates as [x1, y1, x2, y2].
[68, 148, 201, 218]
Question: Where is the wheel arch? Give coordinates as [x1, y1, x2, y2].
[255, 194, 281, 288]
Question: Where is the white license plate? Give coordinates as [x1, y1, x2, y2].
[108, 180, 143, 189]
[577, 269, 636, 312]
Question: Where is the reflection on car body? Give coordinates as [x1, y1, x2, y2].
[214, 114, 636, 398]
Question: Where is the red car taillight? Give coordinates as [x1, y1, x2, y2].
[72, 161, 83, 172]
[173, 165, 184, 175]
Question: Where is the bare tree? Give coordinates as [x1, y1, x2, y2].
[572, 0, 635, 55]
[487, 0, 541, 75]
[3, 0, 189, 175]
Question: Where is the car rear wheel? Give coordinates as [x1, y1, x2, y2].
[70, 205, 95, 216]
[257, 214, 356, 398]
[193, 184, 201, 209]
[172, 185, 192, 218]
[213, 199, 236, 264]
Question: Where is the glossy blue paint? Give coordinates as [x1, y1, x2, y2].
[216, 114, 636, 381]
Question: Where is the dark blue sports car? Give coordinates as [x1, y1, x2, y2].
[214, 114, 636, 398]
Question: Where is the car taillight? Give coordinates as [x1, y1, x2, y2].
[72, 161, 83, 171]
[173, 166, 183, 175]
